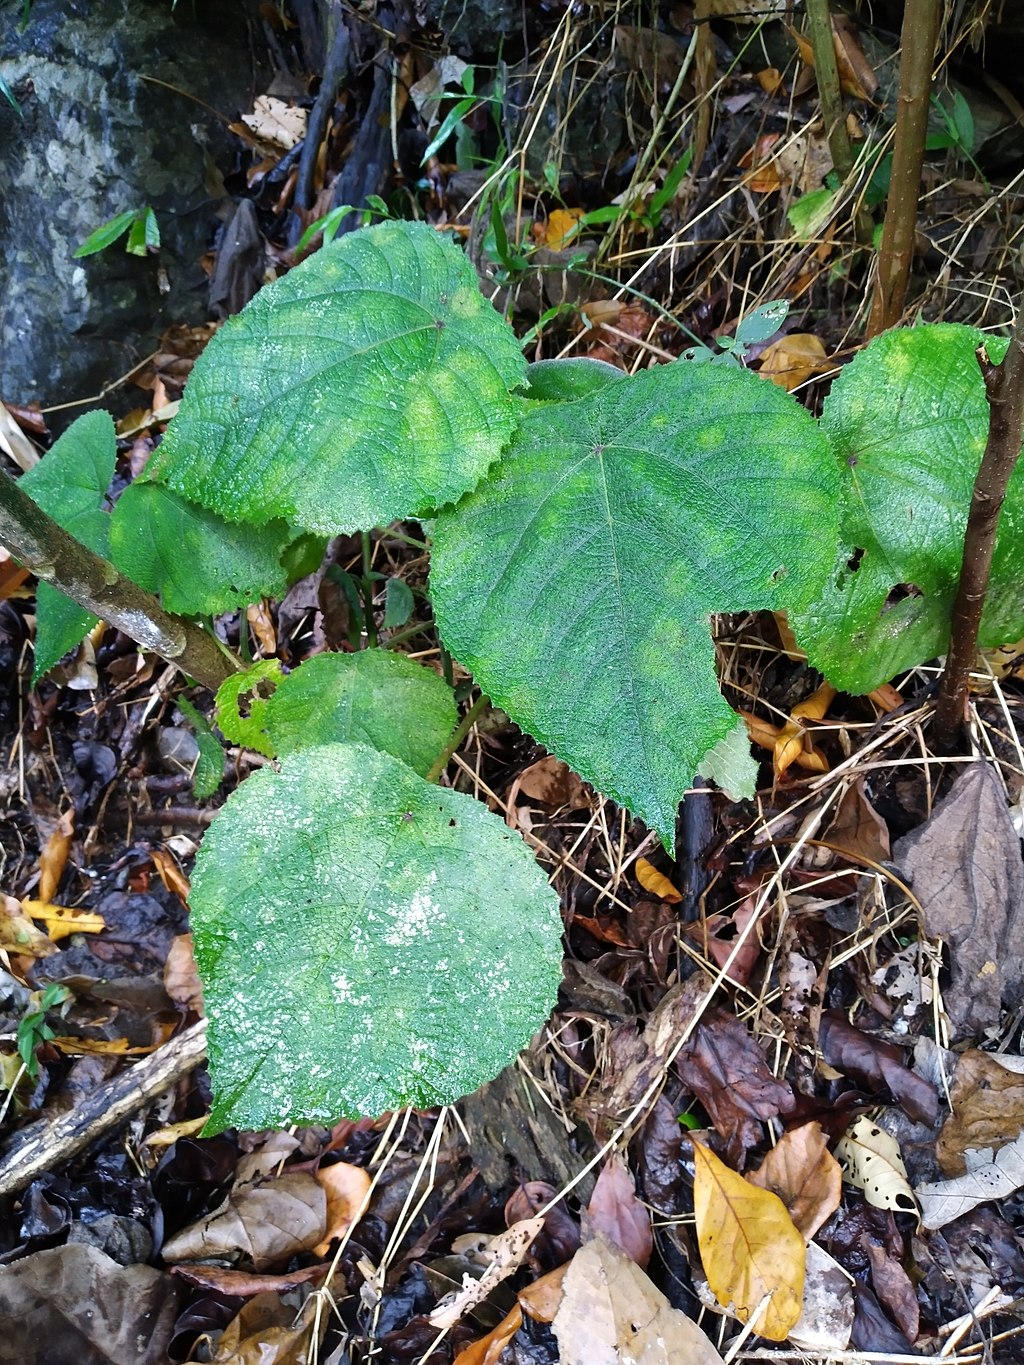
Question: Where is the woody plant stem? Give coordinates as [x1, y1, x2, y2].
[0, 465, 239, 692]
[934, 303, 1024, 747]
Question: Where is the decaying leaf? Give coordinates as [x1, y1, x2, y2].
[819, 1010, 937, 1124]
[586, 1154, 653, 1268]
[676, 1008, 795, 1166]
[313, 1161, 372, 1256]
[747, 1121, 842, 1240]
[509, 754, 593, 810]
[240, 95, 307, 150]
[0, 893, 57, 958]
[894, 762, 1024, 1040]
[428, 1219, 544, 1329]
[0, 1243, 182, 1365]
[937, 1050, 1024, 1175]
[788, 1241, 854, 1352]
[161, 1172, 327, 1270]
[835, 1117, 918, 1215]
[692, 1138, 805, 1341]
[553, 1233, 725, 1365]
[193, 1291, 322, 1365]
[917, 1128, 1024, 1230]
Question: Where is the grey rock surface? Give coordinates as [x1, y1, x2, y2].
[0, 0, 266, 415]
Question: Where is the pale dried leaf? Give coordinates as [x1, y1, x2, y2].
[788, 1241, 854, 1352]
[241, 95, 307, 150]
[428, 1218, 544, 1329]
[553, 1234, 725, 1365]
[835, 1117, 918, 1215]
[917, 1129, 1024, 1230]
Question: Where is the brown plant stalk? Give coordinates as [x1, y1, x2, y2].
[867, 0, 941, 337]
[934, 304, 1024, 747]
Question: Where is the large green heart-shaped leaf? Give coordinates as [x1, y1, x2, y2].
[109, 481, 292, 615]
[430, 362, 839, 847]
[190, 742, 563, 1130]
[19, 410, 116, 681]
[792, 325, 1024, 693]
[214, 650, 456, 775]
[149, 221, 527, 535]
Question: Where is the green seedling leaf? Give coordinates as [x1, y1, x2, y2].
[524, 357, 625, 403]
[149, 221, 527, 535]
[176, 696, 225, 799]
[431, 362, 838, 848]
[787, 189, 839, 244]
[0, 73, 22, 117]
[697, 714, 758, 801]
[421, 95, 476, 164]
[280, 531, 327, 585]
[734, 299, 790, 349]
[383, 576, 415, 629]
[109, 481, 291, 615]
[190, 741, 564, 1129]
[793, 324, 1024, 693]
[214, 660, 284, 756]
[73, 209, 140, 259]
[19, 410, 116, 681]
[259, 649, 457, 775]
[648, 149, 693, 219]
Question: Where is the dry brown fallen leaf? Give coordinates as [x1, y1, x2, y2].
[553, 1233, 725, 1365]
[313, 1160, 372, 1256]
[692, 1138, 805, 1341]
[509, 754, 593, 810]
[586, 1153, 653, 1268]
[937, 1050, 1024, 1175]
[757, 333, 829, 390]
[894, 761, 1024, 1040]
[185, 1290, 322, 1365]
[747, 1121, 842, 1241]
[161, 1172, 327, 1271]
[163, 932, 205, 1012]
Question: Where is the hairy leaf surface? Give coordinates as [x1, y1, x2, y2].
[431, 363, 838, 846]
[190, 742, 563, 1130]
[149, 222, 527, 534]
[19, 410, 115, 681]
[793, 325, 1024, 692]
[261, 650, 456, 774]
[109, 481, 291, 615]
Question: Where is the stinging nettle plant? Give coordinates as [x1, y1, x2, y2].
[8, 220, 1024, 1132]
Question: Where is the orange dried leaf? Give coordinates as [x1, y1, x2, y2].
[692, 1138, 805, 1341]
[867, 683, 904, 713]
[757, 334, 829, 391]
[151, 848, 191, 901]
[313, 1161, 372, 1257]
[38, 808, 74, 904]
[740, 708, 782, 753]
[747, 1121, 842, 1241]
[539, 208, 584, 250]
[757, 67, 784, 94]
[164, 932, 205, 1012]
[792, 682, 837, 722]
[635, 857, 682, 903]
[454, 1307, 523, 1365]
[246, 600, 277, 654]
[518, 1262, 569, 1322]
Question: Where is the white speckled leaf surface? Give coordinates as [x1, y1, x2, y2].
[190, 741, 563, 1131]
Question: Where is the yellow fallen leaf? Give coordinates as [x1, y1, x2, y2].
[692, 1138, 805, 1342]
[0, 894, 57, 957]
[635, 857, 682, 903]
[313, 1161, 372, 1257]
[21, 900, 105, 941]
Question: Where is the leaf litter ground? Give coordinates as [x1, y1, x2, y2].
[4, 1, 1024, 1362]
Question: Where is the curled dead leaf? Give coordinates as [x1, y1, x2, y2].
[635, 857, 682, 903]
